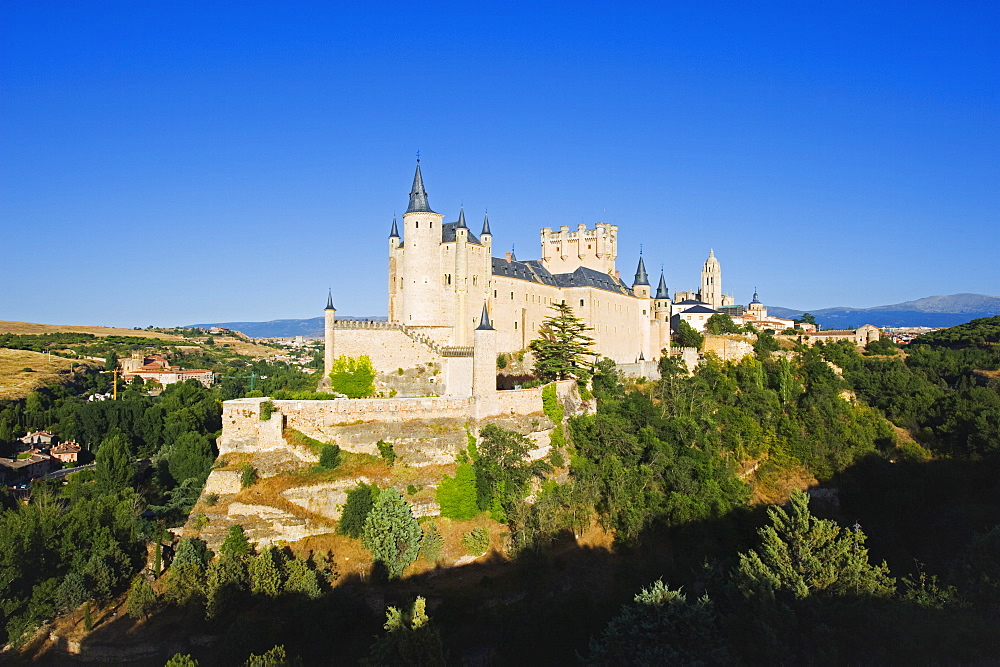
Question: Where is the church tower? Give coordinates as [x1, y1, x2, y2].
[700, 249, 722, 310]
[397, 161, 446, 327]
[747, 288, 767, 320]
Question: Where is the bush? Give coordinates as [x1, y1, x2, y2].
[328, 355, 376, 398]
[542, 383, 564, 423]
[377, 440, 397, 466]
[421, 522, 444, 562]
[497, 353, 508, 369]
[204, 493, 219, 507]
[436, 464, 479, 520]
[240, 464, 258, 489]
[461, 527, 490, 557]
[259, 401, 275, 421]
[339, 482, 378, 538]
[319, 444, 341, 470]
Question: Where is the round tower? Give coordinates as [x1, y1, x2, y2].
[323, 290, 336, 378]
[399, 161, 446, 327]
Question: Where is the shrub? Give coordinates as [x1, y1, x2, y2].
[204, 493, 219, 507]
[329, 355, 376, 398]
[406, 484, 418, 495]
[377, 439, 397, 466]
[362, 488, 421, 579]
[542, 383, 564, 423]
[461, 527, 490, 557]
[319, 444, 342, 470]
[436, 464, 479, 520]
[550, 447, 565, 468]
[259, 400, 275, 421]
[191, 513, 209, 530]
[496, 353, 508, 369]
[339, 482, 378, 538]
[240, 464, 258, 489]
[421, 522, 444, 562]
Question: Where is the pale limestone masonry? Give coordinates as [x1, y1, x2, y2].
[197, 380, 592, 549]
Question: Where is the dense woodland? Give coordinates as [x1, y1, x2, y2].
[0, 318, 998, 663]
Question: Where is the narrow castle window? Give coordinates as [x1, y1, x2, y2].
[415, 221, 419, 228]
[579, 300, 584, 306]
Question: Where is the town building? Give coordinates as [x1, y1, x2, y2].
[120, 353, 214, 387]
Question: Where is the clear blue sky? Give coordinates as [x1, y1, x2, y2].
[2, 1, 997, 327]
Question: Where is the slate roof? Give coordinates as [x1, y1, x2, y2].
[680, 305, 719, 314]
[491, 258, 634, 295]
[442, 222, 481, 244]
[674, 299, 710, 306]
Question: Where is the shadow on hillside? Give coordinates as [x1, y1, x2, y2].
[32, 454, 1000, 665]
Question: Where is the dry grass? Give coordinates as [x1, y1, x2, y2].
[750, 462, 818, 505]
[0, 320, 280, 358]
[0, 349, 94, 400]
[0, 320, 188, 339]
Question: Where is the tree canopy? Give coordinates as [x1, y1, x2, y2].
[528, 303, 596, 382]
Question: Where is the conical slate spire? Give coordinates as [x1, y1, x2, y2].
[456, 207, 467, 229]
[476, 303, 494, 331]
[406, 162, 434, 214]
[655, 272, 669, 299]
[481, 212, 492, 236]
[389, 216, 399, 238]
[325, 290, 335, 310]
[633, 256, 649, 286]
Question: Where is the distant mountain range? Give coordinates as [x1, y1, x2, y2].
[185, 294, 1000, 337]
[183, 316, 386, 339]
[768, 293, 1000, 329]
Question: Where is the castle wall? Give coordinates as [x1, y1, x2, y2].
[331, 327, 439, 372]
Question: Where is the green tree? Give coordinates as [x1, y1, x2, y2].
[435, 464, 478, 520]
[420, 522, 444, 563]
[528, 303, 596, 382]
[588, 580, 729, 665]
[125, 576, 157, 619]
[319, 443, 341, 469]
[95, 432, 135, 493]
[168, 431, 214, 484]
[164, 654, 198, 667]
[673, 319, 704, 349]
[794, 312, 817, 326]
[249, 546, 284, 598]
[338, 482, 378, 538]
[473, 424, 549, 521]
[220, 525, 251, 559]
[328, 355, 376, 398]
[705, 313, 741, 335]
[362, 488, 422, 579]
[737, 491, 894, 601]
[244, 644, 296, 666]
[367, 597, 446, 667]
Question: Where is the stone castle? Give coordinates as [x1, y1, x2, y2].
[322, 161, 739, 397]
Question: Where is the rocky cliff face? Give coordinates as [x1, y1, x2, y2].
[184, 391, 590, 550]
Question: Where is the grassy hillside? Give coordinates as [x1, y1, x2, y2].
[0, 349, 97, 400]
[0, 320, 279, 358]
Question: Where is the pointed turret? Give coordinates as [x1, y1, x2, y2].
[751, 287, 760, 304]
[476, 302, 494, 330]
[456, 206, 467, 229]
[481, 212, 492, 237]
[325, 289, 335, 310]
[405, 162, 434, 214]
[389, 216, 399, 238]
[655, 272, 669, 299]
[633, 256, 649, 286]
